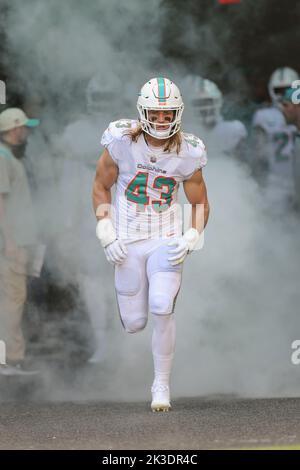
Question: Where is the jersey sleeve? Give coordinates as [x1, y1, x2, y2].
[101, 119, 137, 163]
[252, 108, 282, 134]
[180, 133, 207, 180]
[0, 153, 11, 194]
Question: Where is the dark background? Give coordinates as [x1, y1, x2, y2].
[162, 0, 300, 102]
[0, 0, 299, 108]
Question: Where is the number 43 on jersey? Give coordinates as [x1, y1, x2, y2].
[125, 171, 176, 211]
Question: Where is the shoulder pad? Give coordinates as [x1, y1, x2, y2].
[180, 132, 207, 179]
[252, 107, 284, 132]
[182, 132, 206, 158]
[215, 120, 247, 135]
[182, 132, 205, 151]
[101, 119, 138, 163]
[101, 119, 138, 148]
[229, 120, 248, 138]
[105, 119, 138, 140]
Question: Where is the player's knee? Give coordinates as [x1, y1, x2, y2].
[115, 266, 141, 296]
[149, 293, 173, 315]
[123, 316, 148, 334]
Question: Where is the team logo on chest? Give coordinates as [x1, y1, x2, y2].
[137, 162, 167, 174]
[150, 155, 157, 163]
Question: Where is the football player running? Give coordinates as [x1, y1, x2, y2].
[251, 67, 299, 190]
[92, 77, 210, 411]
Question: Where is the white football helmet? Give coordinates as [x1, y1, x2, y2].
[268, 67, 299, 106]
[86, 73, 121, 114]
[186, 75, 223, 126]
[137, 77, 184, 139]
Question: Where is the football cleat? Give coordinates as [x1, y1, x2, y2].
[151, 383, 171, 412]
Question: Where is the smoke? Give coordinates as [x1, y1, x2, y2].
[0, 0, 164, 401]
[1, 0, 300, 403]
[174, 154, 300, 398]
[4, 0, 163, 105]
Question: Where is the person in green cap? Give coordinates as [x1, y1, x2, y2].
[0, 107, 41, 375]
[281, 87, 300, 208]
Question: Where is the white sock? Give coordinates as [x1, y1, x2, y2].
[151, 314, 176, 387]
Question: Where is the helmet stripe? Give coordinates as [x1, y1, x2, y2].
[157, 77, 166, 104]
[280, 68, 284, 82]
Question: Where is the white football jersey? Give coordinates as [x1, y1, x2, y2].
[208, 119, 247, 155]
[252, 106, 297, 178]
[101, 119, 207, 241]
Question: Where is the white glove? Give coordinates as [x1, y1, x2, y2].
[167, 228, 200, 266]
[96, 218, 128, 265]
[104, 239, 128, 265]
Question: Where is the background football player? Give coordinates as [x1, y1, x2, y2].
[182, 75, 247, 160]
[53, 72, 124, 364]
[92, 77, 210, 411]
[281, 86, 300, 209]
[251, 67, 299, 195]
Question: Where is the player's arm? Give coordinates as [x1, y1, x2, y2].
[92, 148, 118, 220]
[183, 169, 210, 235]
[92, 148, 127, 265]
[167, 169, 209, 266]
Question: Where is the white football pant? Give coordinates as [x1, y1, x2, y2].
[115, 238, 182, 387]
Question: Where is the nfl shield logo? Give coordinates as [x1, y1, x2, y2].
[150, 155, 157, 163]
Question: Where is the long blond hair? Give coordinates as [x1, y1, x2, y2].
[126, 123, 182, 154]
